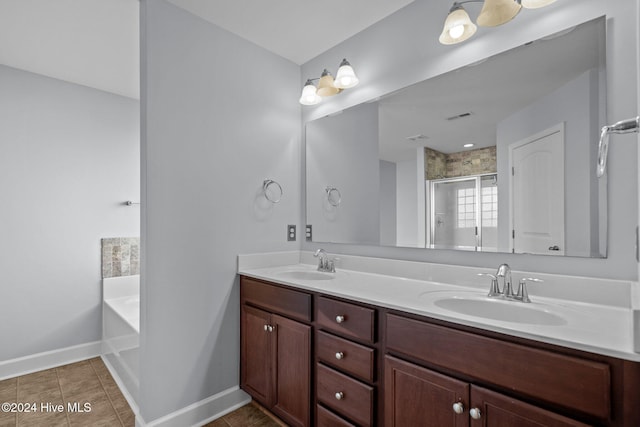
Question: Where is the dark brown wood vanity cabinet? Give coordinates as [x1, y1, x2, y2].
[315, 296, 378, 426]
[240, 277, 312, 427]
[384, 313, 640, 427]
[240, 275, 640, 427]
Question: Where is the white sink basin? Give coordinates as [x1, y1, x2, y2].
[277, 270, 335, 281]
[432, 295, 567, 326]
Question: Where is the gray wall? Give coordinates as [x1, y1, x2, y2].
[395, 156, 423, 247]
[306, 103, 380, 245]
[140, 0, 300, 422]
[379, 160, 397, 246]
[301, 0, 639, 280]
[496, 69, 601, 256]
[0, 65, 139, 360]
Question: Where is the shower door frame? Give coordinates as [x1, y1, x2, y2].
[427, 173, 497, 250]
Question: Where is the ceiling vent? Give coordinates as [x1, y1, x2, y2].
[405, 134, 429, 141]
[446, 112, 473, 121]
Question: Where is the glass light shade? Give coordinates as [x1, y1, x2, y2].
[334, 59, 360, 89]
[477, 0, 522, 27]
[521, 0, 556, 8]
[299, 80, 321, 105]
[316, 69, 340, 97]
[439, 7, 477, 45]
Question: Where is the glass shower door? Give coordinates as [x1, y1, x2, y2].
[430, 177, 479, 249]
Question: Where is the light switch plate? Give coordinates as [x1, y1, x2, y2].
[305, 225, 312, 241]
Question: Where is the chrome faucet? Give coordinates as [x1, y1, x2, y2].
[496, 263, 513, 298]
[478, 264, 543, 303]
[314, 249, 335, 273]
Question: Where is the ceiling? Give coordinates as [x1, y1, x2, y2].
[0, 0, 413, 99]
[166, 0, 414, 65]
[0, 0, 140, 99]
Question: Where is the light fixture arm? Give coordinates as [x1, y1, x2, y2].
[450, 0, 483, 11]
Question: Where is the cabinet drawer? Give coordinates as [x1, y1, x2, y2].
[386, 313, 611, 419]
[317, 364, 374, 427]
[241, 276, 311, 322]
[317, 331, 375, 382]
[317, 405, 357, 427]
[317, 296, 375, 343]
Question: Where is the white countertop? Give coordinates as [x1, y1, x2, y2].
[238, 251, 640, 362]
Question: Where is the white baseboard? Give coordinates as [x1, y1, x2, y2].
[101, 355, 141, 422]
[0, 341, 102, 380]
[138, 386, 251, 427]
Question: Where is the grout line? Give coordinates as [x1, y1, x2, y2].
[15, 375, 21, 426]
[54, 367, 72, 427]
[90, 359, 125, 427]
[11, 376, 18, 427]
[248, 402, 288, 427]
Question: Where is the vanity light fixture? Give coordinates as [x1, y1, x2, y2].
[463, 143, 475, 148]
[299, 59, 359, 105]
[439, 0, 556, 45]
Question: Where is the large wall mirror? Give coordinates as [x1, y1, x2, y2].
[305, 17, 607, 258]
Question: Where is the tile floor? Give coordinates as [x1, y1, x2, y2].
[0, 358, 285, 427]
[0, 358, 134, 427]
[203, 402, 286, 427]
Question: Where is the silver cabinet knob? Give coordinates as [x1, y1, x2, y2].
[263, 325, 274, 332]
[470, 408, 482, 420]
[452, 402, 464, 414]
[335, 315, 345, 323]
[263, 324, 268, 331]
[335, 351, 344, 360]
[335, 391, 344, 400]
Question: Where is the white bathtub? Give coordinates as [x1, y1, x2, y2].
[102, 275, 140, 406]
[105, 295, 140, 332]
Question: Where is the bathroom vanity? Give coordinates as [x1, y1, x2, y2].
[239, 255, 640, 426]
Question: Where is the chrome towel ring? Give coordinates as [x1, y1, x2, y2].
[326, 186, 342, 207]
[263, 179, 283, 203]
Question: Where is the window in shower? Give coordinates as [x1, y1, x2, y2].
[429, 174, 498, 250]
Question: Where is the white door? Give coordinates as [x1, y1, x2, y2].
[510, 124, 565, 255]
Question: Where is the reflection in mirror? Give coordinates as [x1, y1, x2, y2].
[305, 17, 606, 258]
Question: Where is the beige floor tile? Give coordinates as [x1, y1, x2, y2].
[118, 408, 136, 427]
[202, 417, 231, 427]
[0, 378, 17, 395]
[17, 410, 69, 427]
[17, 369, 59, 397]
[67, 399, 120, 427]
[0, 412, 17, 427]
[223, 403, 281, 427]
[0, 383, 16, 404]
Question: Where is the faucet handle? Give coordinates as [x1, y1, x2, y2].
[516, 277, 543, 303]
[477, 273, 501, 297]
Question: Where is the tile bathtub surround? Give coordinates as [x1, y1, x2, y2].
[101, 237, 140, 278]
[0, 358, 134, 427]
[425, 146, 497, 180]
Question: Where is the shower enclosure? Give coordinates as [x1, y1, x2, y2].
[428, 174, 497, 251]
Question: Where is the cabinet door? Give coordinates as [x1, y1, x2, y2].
[469, 386, 590, 427]
[384, 356, 469, 427]
[272, 314, 311, 427]
[241, 305, 274, 406]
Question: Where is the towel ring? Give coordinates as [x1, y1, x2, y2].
[326, 186, 342, 207]
[263, 179, 283, 203]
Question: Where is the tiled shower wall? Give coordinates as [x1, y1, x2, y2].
[101, 237, 140, 278]
[425, 146, 497, 180]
